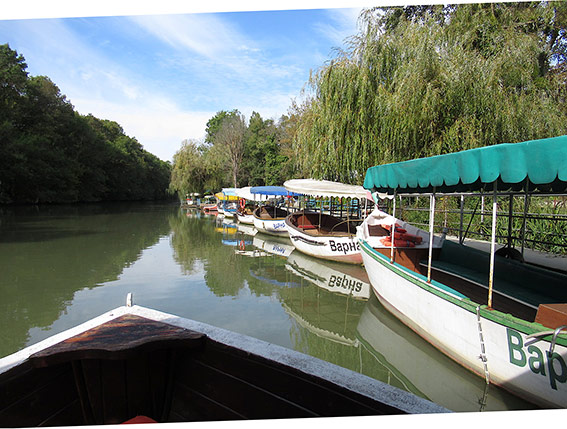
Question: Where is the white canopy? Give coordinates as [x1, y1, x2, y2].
[284, 179, 371, 199]
[234, 187, 269, 201]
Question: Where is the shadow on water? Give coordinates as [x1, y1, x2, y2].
[0, 202, 176, 358]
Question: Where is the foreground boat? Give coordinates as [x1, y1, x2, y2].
[357, 135, 567, 408]
[0, 297, 447, 426]
[284, 179, 373, 264]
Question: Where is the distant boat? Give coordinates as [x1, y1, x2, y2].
[200, 194, 218, 214]
[283, 179, 374, 264]
[0, 296, 447, 426]
[235, 187, 267, 225]
[214, 189, 240, 216]
[358, 135, 567, 408]
[251, 186, 301, 236]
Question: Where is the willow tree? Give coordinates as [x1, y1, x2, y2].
[292, 2, 567, 183]
[169, 139, 207, 198]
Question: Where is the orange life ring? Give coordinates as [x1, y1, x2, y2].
[239, 240, 245, 251]
[239, 198, 246, 209]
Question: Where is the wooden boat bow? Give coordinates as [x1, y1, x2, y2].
[29, 314, 206, 368]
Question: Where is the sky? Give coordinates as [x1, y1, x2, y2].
[0, 1, 389, 162]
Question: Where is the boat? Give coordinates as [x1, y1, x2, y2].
[251, 186, 301, 236]
[181, 192, 200, 208]
[218, 188, 239, 218]
[0, 295, 447, 426]
[235, 187, 267, 225]
[200, 195, 218, 214]
[357, 135, 567, 408]
[284, 179, 374, 264]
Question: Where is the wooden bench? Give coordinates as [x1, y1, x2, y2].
[421, 240, 567, 322]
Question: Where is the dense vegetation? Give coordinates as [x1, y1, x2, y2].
[291, 2, 567, 182]
[170, 2, 567, 198]
[0, 44, 171, 204]
[2, 2, 566, 203]
[169, 110, 297, 197]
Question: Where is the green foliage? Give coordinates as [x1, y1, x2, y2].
[170, 110, 294, 195]
[0, 44, 171, 204]
[292, 2, 567, 183]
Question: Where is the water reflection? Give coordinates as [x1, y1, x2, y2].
[0, 203, 173, 357]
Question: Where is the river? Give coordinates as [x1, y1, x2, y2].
[0, 202, 537, 412]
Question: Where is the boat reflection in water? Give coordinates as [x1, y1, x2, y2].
[356, 294, 535, 412]
[285, 251, 370, 300]
[251, 233, 295, 258]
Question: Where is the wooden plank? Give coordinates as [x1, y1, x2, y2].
[170, 381, 246, 422]
[80, 359, 104, 424]
[0, 366, 78, 427]
[101, 359, 128, 424]
[176, 358, 316, 419]
[184, 344, 403, 417]
[125, 354, 154, 420]
[535, 303, 567, 329]
[38, 399, 84, 427]
[29, 315, 206, 368]
[0, 362, 69, 412]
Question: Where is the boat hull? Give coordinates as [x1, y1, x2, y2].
[285, 212, 363, 264]
[359, 239, 567, 408]
[236, 212, 255, 225]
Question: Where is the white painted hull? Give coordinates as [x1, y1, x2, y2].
[286, 223, 362, 264]
[358, 239, 567, 408]
[236, 213, 255, 224]
[253, 217, 288, 236]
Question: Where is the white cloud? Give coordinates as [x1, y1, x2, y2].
[72, 95, 213, 162]
[129, 14, 253, 60]
[315, 8, 364, 47]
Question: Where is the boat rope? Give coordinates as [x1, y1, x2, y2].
[476, 306, 490, 385]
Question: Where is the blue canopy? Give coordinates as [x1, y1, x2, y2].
[250, 186, 302, 196]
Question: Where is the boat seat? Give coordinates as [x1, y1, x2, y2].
[420, 240, 567, 310]
[298, 224, 318, 230]
[421, 259, 540, 310]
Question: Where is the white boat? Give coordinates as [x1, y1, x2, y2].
[251, 186, 301, 236]
[357, 135, 567, 408]
[284, 179, 374, 264]
[235, 187, 268, 224]
[285, 250, 371, 300]
[0, 295, 447, 426]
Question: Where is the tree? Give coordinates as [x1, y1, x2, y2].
[291, 2, 567, 183]
[169, 139, 207, 198]
[213, 113, 247, 187]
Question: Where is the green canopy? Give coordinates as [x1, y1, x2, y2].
[363, 135, 567, 195]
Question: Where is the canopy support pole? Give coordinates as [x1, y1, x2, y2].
[521, 178, 530, 256]
[507, 195, 514, 249]
[390, 190, 397, 263]
[427, 190, 436, 283]
[488, 184, 498, 309]
[459, 195, 465, 244]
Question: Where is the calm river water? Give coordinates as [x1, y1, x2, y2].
[0, 202, 537, 412]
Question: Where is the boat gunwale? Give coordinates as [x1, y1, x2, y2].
[0, 304, 449, 416]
